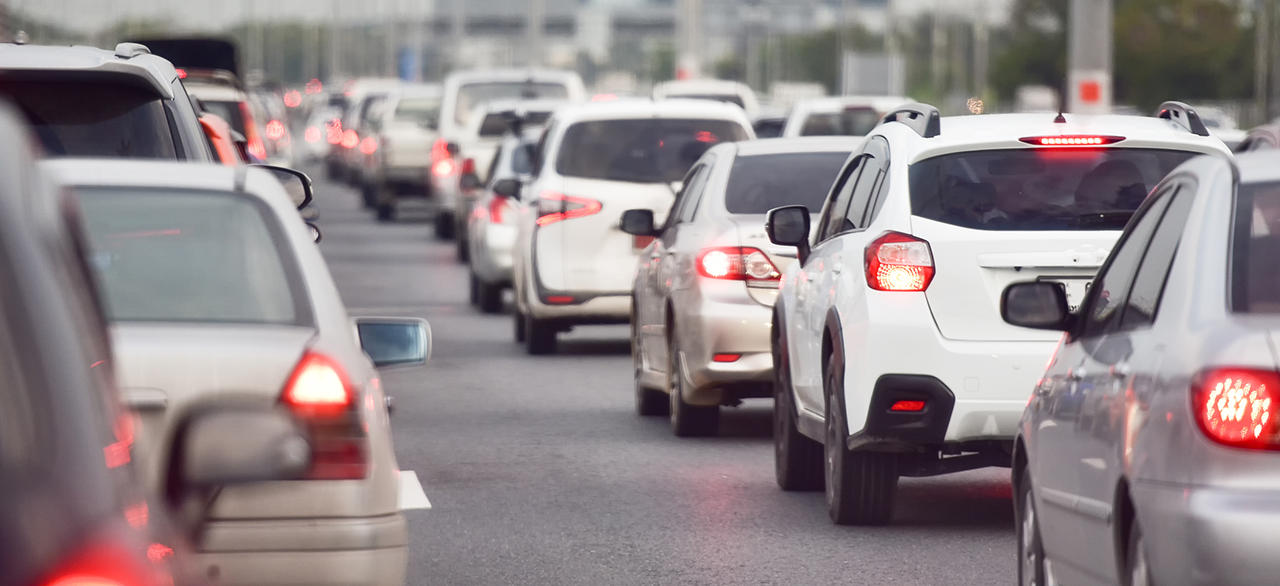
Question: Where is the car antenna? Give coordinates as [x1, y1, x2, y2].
[1054, 85, 1066, 123]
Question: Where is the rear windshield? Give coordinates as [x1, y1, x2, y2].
[556, 119, 748, 183]
[910, 148, 1198, 231]
[201, 100, 246, 135]
[800, 107, 881, 137]
[725, 152, 848, 214]
[1232, 181, 1280, 313]
[671, 94, 746, 109]
[1, 79, 177, 159]
[394, 97, 440, 126]
[454, 82, 569, 125]
[77, 188, 307, 325]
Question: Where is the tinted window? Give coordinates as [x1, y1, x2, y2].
[77, 188, 306, 325]
[910, 148, 1197, 231]
[394, 97, 440, 127]
[819, 156, 871, 239]
[1232, 181, 1280, 313]
[2, 80, 177, 159]
[202, 100, 246, 135]
[556, 119, 747, 183]
[1121, 184, 1194, 328]
[1079, 193, 1172, 337]
[454, 82, 569, 125]
[670, 94, 745, 109]
[800, 107, 881, 137]
[753, 118, 785, 139]
[725, 152, 847, 214]
[479, 113, 510, 137]
[511, 142, 535, 174]
[677, 164, 713, 224]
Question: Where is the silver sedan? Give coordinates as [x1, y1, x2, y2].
[1004, 150, 1280, 586]
[622, 137, 857, 436]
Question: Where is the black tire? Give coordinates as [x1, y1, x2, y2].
[514, 306, 527, 342]
[468, 273, 480, 306]
[477, 279, 503, 314]
[524, 313, 556, 355]
[668, 333, 719, 437]
[1126, 519, 1150, 586]
[456, 237, 470, 263]
[376, 203, 396, 222]
[435, 212, 456, 240]
[361, 184, 377, 209]
[1017, 467, 1048, 586]
[774, 323, 823, 491]
[824, 352, 898, 525]
[633, 322, 668, 416]
[325, 162, 341, 181]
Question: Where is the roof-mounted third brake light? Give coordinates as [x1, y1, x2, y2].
[1019, 135, 1125, 146]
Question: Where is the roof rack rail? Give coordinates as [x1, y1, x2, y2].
[877, 103, 942, 139]
[1155, 101, 1210, 137]
[114, 42, 151, 59]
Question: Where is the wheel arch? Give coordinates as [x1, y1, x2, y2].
[1113, 477, 1137, 581]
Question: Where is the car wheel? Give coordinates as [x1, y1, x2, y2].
[1127, 520, 1150, 586]
[361, 184, 378, 209]
[824, 352, 898, 525]
[774, 328, 823, 491]
[1017, 468, 1047, 586]
[468, 273, 480, 306]
[514, 306, 527, 343]
[376, 203, 396, 222]
[524, 313, 556, 355]
[633, 324, 667, 416]
[456, 237, 470, 263]
[477, 280, 503, 314]
[668, 333, 718, 437]
[435, 212, 456, 240]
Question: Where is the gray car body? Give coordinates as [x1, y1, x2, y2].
[1014, 151, 1280, 586]
[467, 126, 542, 291]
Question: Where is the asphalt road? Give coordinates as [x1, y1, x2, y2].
[312, 172, 1016, 586]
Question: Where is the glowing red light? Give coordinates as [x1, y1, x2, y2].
[283, 89, 302, 108]
[175, 68, 187, 79]
[359, 136, 378, 155]
[1195, 368, 1280, 449]
[125, 502, 148, 528]
[341, 129, 359, 149]
[696, 247, 781, 281]
[1020, 135, 1124, 146]
[265, 119, 286, 141]
[695, 131, 717, 143]
[546, 296, 576, 304]
[865, 232, 934, 292]
[305, 78, 323, 94]
[305, 126, 321, 143]
[282, 353, 352, 418]
[890, 400, 927, 412]
[146, 543, 174, 564]
[712, 353, 742, 363]
[591, 93, 619, 102]
[535, 191, 602, 227]
[432, 158, 455, 177]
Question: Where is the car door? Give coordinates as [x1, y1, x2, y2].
[642, 163, 710, 374]
[1031, 183, 1176, 582]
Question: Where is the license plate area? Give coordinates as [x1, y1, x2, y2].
[1036, 276, 1092, 312]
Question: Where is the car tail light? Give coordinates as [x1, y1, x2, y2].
[865, 232, 934, 292]
[489, 195, 508, 224]
[536, 191, 602, 227]
[40, 538, 167, 586]
[341, 129, 359, 150]
[239, 102, 267, 161]
[545, 295, 576, 304]
[359, 136, 378, 155]
[695, 247, 781, 282]
[461, 158, 476, 176]
[1193, 368, 1280, 450]
[325, 120, 343, 145]
[890, 400, 926, 412]
[433, 158, 455, 177]
[265, 119, 286, 141]
[1019, 135, 1125, 146]
[712, 353, 741, 363]
[283, 89, 302, 108]
[175, 68, 187, 79]
[280, 352, 368, 479]
[431, 138, 451, 163]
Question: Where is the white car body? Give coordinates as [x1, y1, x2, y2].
[512, 99, 755, 354]
[652, 79, 760, 117]
[772, 104, 1233, 525]
[43, 160, 427, 586]
[467, 126, 543, 312]
[780, 96, 912, 138]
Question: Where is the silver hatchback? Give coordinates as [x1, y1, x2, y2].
[622, 137, 856, 436]
[1004, 150, 1280, 586]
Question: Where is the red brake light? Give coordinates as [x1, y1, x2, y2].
[1019, 135, 1125, 146]
[175, 68, 186, 79]
[489, 195, 508, 223]
[305, 78, 323, 94]
[536, 191, 602, 227]
[431, 137, 452, 163]
[281, 352, 368, 479]
[239, 102, 267, 160]
[890, 400, 926, 412]
[359, 136, 378, 155]
[40, 538, 167, 586]
[461, 157, 476, 176]
[283, 89, 302, 108]
[712, 353, 742, 363]
[341, 129, 359, 150]
[433, 158, 456, 177]
[1194, 368, 1280, 449]
[265, 119, 286, 141]
[865, 231, 934, 292]
[696, 247, 781, 281]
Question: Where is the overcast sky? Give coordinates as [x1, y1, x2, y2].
[17, 0, 1012, 35]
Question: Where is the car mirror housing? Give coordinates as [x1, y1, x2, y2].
[356, 317, 433, 368]
[766, 205, 811, 263]
[1001, 281, 1074, 331]
[619, 209, 658, 237]
[178, 406, 310, 490]
[253, 164, 314, 210]
[492, 178, 522, 199]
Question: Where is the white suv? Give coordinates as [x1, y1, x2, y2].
[513, 99, 754, 354]
[766, 102, 1231, 525]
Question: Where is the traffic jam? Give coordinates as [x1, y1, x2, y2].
[5, 2, 1280, 586]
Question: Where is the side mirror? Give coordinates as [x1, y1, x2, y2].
[619, 209, 658, 237]
[460, 172, 482, 191]
[1001, 282, 1074, 331]
[492, 178, 522, 198]
[356, 317, 432, 368]
[253, 164, 314, 210]
[178, 407, 310, 490]
[766, 205, 811, 264]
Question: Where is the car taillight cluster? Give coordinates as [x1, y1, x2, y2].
[41, 538, 168, 586]
[239, 102, 267, 161]
[341, 129, 359, 150]
[1194, 368, 1280, 450]
[359, 136, 378, 155]
[696, 247, 781, 282]
[265, 119, 286, 141]
[536, 191, 602, 227]
[431, 138, 454, 178]
[325, 119, 343, 145]
[280, 352, 368, 480]
[489, 195, 509, 224]
[865, 232, 934, 292]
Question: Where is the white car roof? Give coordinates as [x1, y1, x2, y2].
[0, 43, 178, 99]
[472, 98, 566, 116]
[653, 79, 752, 96]
[877, 112, 1234, 163]
[793, 96, 912, 114]
[444, 68, 583, 86]
[549, 98, 755, 129]
[734, 136, 862, 156]
[41, 159, 295, 214]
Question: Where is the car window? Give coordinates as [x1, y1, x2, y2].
[1120, 181, 1195, 329]
[844, 157, 883, 229]
[1078, 190, 1173, 338]
[77, 188, 309, 325]
[816, 156, 865, 242]
[799, 107, 881, 137]
[1, 79, 178, 159]
[478, 113, 510, 138]
[820, 156, 873, 240]
[555, 119, 747, 184]
[910, 148, 1198, 231]
[531, 123, 555, 179]
[1231, 181, 1280, 313]
[724, 152, 848, 214]
[201, 100, 247, 135]
[512, 142, 535, 175]
[666, 165, 709, 230]
[453, 82, 569, 126]
[678, 160, 715, 224]
[394, 97, 440, 128]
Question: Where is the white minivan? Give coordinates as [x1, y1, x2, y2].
[512, 99, 755, 354]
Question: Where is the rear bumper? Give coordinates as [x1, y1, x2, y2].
[677, 281, 776, 404]
[1134, 481, 1280, 586]
[526, 293, 631, 324]
[383, 166, 427, 187]
[197, 514, 407, 586]
[471, 223, 517, 284]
